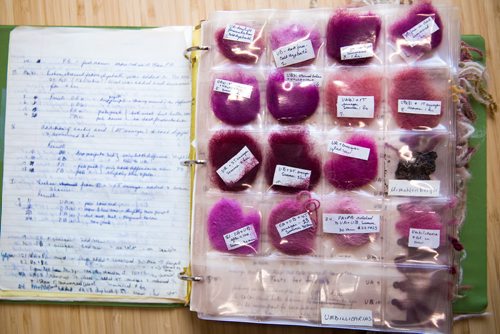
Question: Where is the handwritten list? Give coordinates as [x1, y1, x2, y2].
[0, 27, 193, 301]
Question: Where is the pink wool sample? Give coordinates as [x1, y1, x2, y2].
[325, 69, 383, 127]
[207, 198, 261, 255]
[211, 71, 260, 126]
[270, 23, 322, 67]
[395, 202, 446, 245]
[215, 24, 265, 64]
[326, 197, 371, 247]
[324, 134, 378, 190]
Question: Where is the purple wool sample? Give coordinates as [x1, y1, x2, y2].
[326, 9, 381, 65]
[327, 197, 371, 247]
[208, 130, 262, 191]
[266, 70, 320, 123]
[211, 71, 260, 126]
[265, 129, 321, 193]
[389, 1, 443, 58]
[270, 23, 322, 66]
[215, 24, 265, 64]
[207, 198, 261, 255]
[324, 134, 378, 190]
[395, 202, 446, 244]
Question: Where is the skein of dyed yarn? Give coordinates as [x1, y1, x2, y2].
[267, 192, 319, 255]
[326, 197, 372, 247]
[324, 134, 378, 190]
[215, 23, 265, 64]
[265, 129, 321, 192]
[208, 130, 262, 191]
[266, 70, 320, 123]
[325, 69, 383, 127]
[326, 9, 382, 65]
[389, 68, 446, 130]
[389, 1, 443, 59]
[211, 71, 260, 126]
[207, 198, 261, 255]
[270, 23, 322, 67]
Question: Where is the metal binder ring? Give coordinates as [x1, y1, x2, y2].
[178, 273, 203, 282]
[184, 46, 209, 61]
[181, 159, 206, 167]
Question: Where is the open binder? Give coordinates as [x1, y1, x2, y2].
[0, 2, 489, 333]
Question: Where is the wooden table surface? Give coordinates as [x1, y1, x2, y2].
[0, 1, 498, 333]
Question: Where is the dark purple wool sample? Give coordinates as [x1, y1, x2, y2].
[270, 23, 322, 67]
[215, 24, 265, 64]
[326, 9, 381, 65]
[266, 70, 320, 123]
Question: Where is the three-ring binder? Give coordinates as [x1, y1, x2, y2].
[184, 46, 209, 63]
[181, 159, 206, 167]
[178, 272, 203, 282]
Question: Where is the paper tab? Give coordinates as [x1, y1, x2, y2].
[337, 96, 375, 118]
[398, 99, 441, 115]
[272, 39, 315, 67]
[408, 228, 440, 249]
[223, 24, 256, 43]
[276, 212, 314, 238]
[213, 79, 253, 99]
[223, 224, 258, 250]
[321, 308, 374, 327]
[284, 72, 323, 86]
[328, 140, 371, 160]
[340, 43, 374, 60]
[402, 17, 440, 47]
[272, 165, 311, 189]
[388, 180, 440, 197]
[323, 214, 380, 234]
[216, 146, 259, 185]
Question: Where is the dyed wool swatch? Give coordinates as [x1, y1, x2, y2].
[209, 130, 262, 191]
[215, 24, 265, 64]
[389, 1, 443, 59]
[395, 151, 437, 180]
[265, 130, 321, 192]
[270, 23, 322, 67]
[207, 198, 260, 255]
[326, 9, 381, 65]
[325, 69, 383, 127]
[266, 70, 320, 123]
[211, 71, 260, 126]
[326, 197, 371, 247]
[267, 195, 318, 255]
[395, 202, 446, 246]
[324, 134, 378, 190]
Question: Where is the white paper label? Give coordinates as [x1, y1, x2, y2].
[272, 39, 315, 67]
[402, 17, 440, 47]
[223, 224, 258, 250]
[328, 140, 371, 160]
[272, 165, 311, 189]
[337, 96, 375, 118]
[276, 212, 314, 238]
[398, 99, 441, 115]
[323, 214, 380, 234]
[408, 228, 440, 249]
[213, 79, 253, 99]
[216, 146, 259, 185]
[321, 308, 373, 327]
[340, 43, 374, 60]
[223, 24, 256, 43]
[284, 72, 323, 86]
[388, 180, 441, 197]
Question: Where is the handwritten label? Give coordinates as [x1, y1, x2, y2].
[272, 165, 311, 189]
[408, 228, 440, 249]
[276, 212, 313, 238]
[223, 24, 255, 43]
[402, 16, 440, 47]
[388, 180, 441, 197]
[272, 39, 315, 67]
[340, 43, 374, 60]
[321, 308, 374, 327]
[398, 99, 441, 115]
[223, 225, 258, 250]
[216, 146, 259, 185]
[328, 140, 371, 160]
[284, 72, 323, 86]
[337, 96, 375, 118]
[323, 214, 380, 234]
[213, 79, 253, 99]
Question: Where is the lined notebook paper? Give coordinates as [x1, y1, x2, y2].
[0, 26, 193, 301]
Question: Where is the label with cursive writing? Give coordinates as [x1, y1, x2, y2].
[276, 212, 314, 238]
[284, 72, 323, 86]
[328, 140, 371, 160]
[323, 214, 380, 234]
[223, 24, 255, 43]
[216, 146, 259, 185]
[340, 43, 374, 60]
[213, 79, 253, 99]
[408, 228, 440, 249]
[398, 99, 441, 115]
[223, 224, 258, 250]
[402, 17, 440, 47]
[272, 165, 311, 189]
[337, 96, 374, 118]
[272, 39, 315, 67]
[388, 180, 440, 197]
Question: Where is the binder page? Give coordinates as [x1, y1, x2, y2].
[0, 26, 192, 302]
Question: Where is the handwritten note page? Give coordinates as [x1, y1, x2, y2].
[0, 26, 192, 301]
